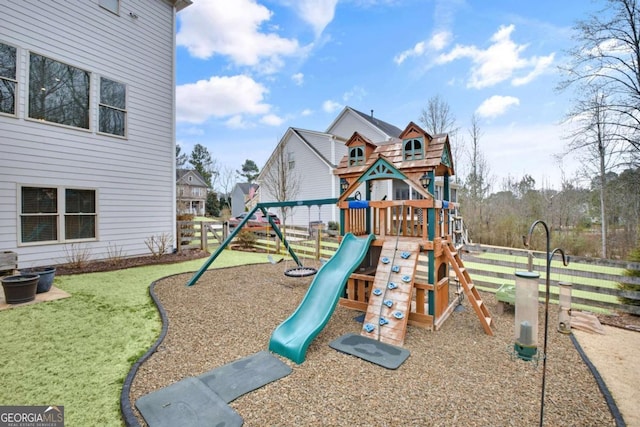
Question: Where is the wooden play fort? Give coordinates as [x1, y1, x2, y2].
[334, 122, 493, 345]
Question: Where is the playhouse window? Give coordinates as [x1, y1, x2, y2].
[349, 146, 365, 166]
[403, 138, 423, 160]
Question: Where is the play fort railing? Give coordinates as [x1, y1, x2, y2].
[338, 199, 458, 242]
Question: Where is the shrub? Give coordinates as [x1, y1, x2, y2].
[145, 233, 174, 258]
[235, 229, 257, 249]
[63, 243, 92, 269]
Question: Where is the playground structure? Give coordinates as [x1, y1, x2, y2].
[186, 121, 493, 363]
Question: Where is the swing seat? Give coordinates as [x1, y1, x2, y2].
[284, 266, 318, 277]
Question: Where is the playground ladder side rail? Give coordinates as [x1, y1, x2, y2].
[444, 241, 494, 336]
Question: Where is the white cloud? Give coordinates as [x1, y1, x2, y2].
[435, 24, 554, 89]
[476, 95, 520, 119]
[322, 100, 342, 113]
[176, 0, 300, 72]
[177, 75, 270, 124]
[260, 114, 285, 126]
[342, 86, 367, 103]
[301, 108, 313, 116]
[394, 30, 451, 64]
[293, 0, 339, 37]
[292, 72, 305, 86]
[225, 115, 252, 129]
[429, 31, 452, 51]
[394, 41, 426, 64]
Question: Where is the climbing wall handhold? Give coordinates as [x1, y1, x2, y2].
[401, 251, 411, 259]
[401, 275, 411, 283]
[364, 323, 375, 333]
[391, 265, 400, 273]
[387, 282, 398, 290]
[372, 288, 383, 296]
[383, 299, 393, 308]
[379, 317, 389, 326]
[381, 257, 390, 264]
[393, 311, 404, 319]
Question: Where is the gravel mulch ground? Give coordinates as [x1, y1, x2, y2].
[129, 263, 615, 427]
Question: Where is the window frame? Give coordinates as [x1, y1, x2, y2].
[0, 41, 18, 117]
[98, 0, 120, 15]
[403, 137, 424, 161]
[27, 51, 91, 130]
[98, 76, 127, 138]
[18, 184, 98, 246]
[288, 152, 295, 170]
[349, 146, 365, 166]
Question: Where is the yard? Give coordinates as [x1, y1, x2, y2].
[1, 249, 637, 426]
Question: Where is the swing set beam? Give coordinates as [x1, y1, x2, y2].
[185, 198, 338, 287]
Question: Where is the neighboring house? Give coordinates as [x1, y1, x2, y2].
[176, 169, 208, 215]
[230, 183, 259, 217]
[0, 0, 191, 267]
[257, 107, 403, 227]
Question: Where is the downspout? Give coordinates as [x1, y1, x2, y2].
[170, 5, 178, 250]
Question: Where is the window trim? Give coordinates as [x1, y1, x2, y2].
[0, 41, 18, 117]
[98, 76, 127, 138]
[98, 0, 120, 15]
[403, 137, 424, 161]
[18, 184, 98, 246]
[349, 146, 365, 166]
[26, 50, 91, 131]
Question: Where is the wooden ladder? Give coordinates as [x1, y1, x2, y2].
[443, 242, 494, 336]
[361, 241, 420, 346]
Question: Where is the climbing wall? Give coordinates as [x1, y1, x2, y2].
[361, 240, 421, 346]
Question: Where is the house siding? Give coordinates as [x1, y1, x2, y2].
[0, 0, 179, 267]
[328, 112, 390, 142]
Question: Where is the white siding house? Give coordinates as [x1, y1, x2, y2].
[0, 0, 191, 268]
[257, 107, 403, 227]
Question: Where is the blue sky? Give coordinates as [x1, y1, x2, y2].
[175, 0, 604, 191]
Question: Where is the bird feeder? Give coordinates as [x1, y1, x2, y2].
[557, 282, 572, 334]
[514, 270, 540, 361]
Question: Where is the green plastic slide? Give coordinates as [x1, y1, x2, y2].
[268, 233, 375, 364]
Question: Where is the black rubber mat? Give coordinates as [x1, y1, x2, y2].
[135, 377, 243, 427]
[329, 333, 410, 369]
[198, 350, 292, 402]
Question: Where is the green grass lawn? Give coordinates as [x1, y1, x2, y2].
[0, 250, 269, 427]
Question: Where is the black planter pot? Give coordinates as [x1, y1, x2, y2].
[1, 274, 40, 304]
[19, 266, 56, 293]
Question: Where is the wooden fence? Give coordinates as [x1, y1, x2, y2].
[176, 222, 640, 315]
[463, 243, 640, 315]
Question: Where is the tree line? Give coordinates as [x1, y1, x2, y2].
[176, 143, 259, 217]
[422, 0, 640, 259]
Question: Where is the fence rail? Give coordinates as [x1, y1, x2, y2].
[463, 243, 640, 315]
[176, 222, 639, 315]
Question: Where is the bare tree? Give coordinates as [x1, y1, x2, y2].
[464, 114, 491, 200]
[259, 142, 301, 226]
[418, 94, 464, 181]
[564, 90, 625, 257]
[216, 165, 235, 210]
[558, 0, 640, 164]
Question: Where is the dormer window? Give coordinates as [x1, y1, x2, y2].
[403, 138, 424, 161]
[349, 146, 365, 166]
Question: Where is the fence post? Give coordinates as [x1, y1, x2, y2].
[201, 221, 207, 251]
